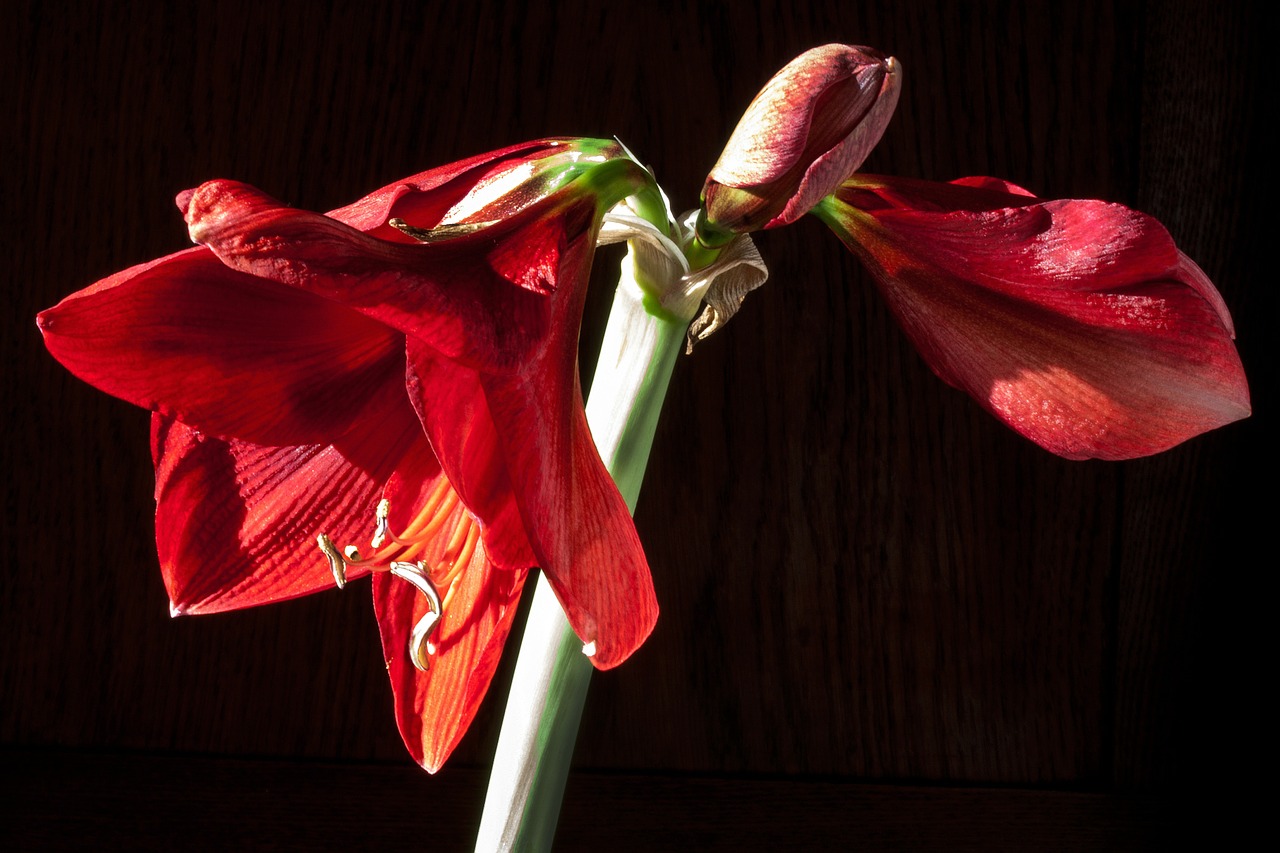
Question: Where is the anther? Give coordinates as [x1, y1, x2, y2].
[581, 640, 597, 658]
[317, 533, 347, 589]
[389, 561, 443, 672]
[371, 498, 392, 548]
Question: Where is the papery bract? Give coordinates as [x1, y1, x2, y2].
[699, 44, 900, 241]
[37, 139, 658, 771]
[815, 174, 1250, 459]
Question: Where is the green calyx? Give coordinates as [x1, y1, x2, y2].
[693, 207, 737, 248]
[810, 193, 870, 237]
[575, 157, 659, 218]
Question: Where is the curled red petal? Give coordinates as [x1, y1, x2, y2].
[38, 248, 402, 447]
[155, 383, 433, 614]
[824, 175, 1250, 459]
[181, 179, 584, 372]
[373, 504, 527, 773]
[325, 140, 571, 232]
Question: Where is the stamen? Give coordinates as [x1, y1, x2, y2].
[435, 521, 479, 592]
[582, 640, 597, 658]
[409, 490, 460, 544]
[441, 508, 472, 559]
[317, 533, 347, 589]
[441, 579, 461, 615]
[455, 522, 480, 570]
[418, 478, 454, 526]
[318, 483, 479, 671]
[372, 487, 458, 551]
[371, 488, 457, 554]
[371, 498, 392, 548]
[389, 561, 443, 672]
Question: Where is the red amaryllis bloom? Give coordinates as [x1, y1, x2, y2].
[698, 43, 900, 241]
[37, 138, 658, 771]
[814, 174, 1250, 459]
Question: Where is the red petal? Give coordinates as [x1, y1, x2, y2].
[37, 248, 402, 446]
[404, 344, 537, 572]
[400, 223, 656, 668]
[825, 176, 1250, 459]
[483, 368, 657, 669]
[325, 140, 568, 233]
[154, 383, 434, 614]
[181, 180, 593, 372]
[949, 176, 1037, 197]
[406, 336, 657, 670]
[476, 226, 656, 669]
[373, 504, 527, 773]
[840, 173, 1038, 213]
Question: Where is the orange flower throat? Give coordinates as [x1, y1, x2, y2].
[316, 477, 480, 672]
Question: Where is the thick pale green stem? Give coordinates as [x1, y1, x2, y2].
[475, 250, 687, 853]
[473, 575, 592, 853]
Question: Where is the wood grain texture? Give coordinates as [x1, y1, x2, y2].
[3, 0, 1269, 846]
[1, 750, 1177, 851]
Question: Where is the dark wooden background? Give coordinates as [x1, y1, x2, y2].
[3, 1, 1271, 849]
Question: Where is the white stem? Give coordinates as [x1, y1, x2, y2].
[474, 573, 585, 853]
[475, 255, 686, 853]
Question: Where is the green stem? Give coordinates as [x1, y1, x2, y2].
[630, 185, 674, 238]
[683, 237, 722, 272]
[475, 246, 687, 853]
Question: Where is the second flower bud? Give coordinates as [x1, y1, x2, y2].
[698, 44, 901, 244]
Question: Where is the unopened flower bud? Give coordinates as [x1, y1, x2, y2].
[698, 44, 900, 243]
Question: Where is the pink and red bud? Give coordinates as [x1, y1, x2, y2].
[698, 44, 901, 244]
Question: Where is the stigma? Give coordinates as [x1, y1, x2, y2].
[315, 478, 480, 672]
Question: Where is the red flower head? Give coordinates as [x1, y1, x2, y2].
[815, 175, 1250, 458]
[698, 44, 901, 244]
[37, 138, 658, 771]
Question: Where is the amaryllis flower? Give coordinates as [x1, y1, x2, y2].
[813, 174, 1250, 458]
[37, 138, 658, 771]
[698, 43, 900, 242]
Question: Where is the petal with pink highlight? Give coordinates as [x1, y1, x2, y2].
[819, 175, 1250, 459]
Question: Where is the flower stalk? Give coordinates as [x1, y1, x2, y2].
[476, 240, 689, 852]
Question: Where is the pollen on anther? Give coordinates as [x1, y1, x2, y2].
[317, 533, 347, 590]
[371, 498, 392, 548]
